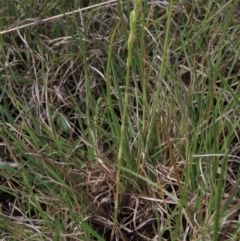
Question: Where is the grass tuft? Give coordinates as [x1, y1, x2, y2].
[0, 0, 240, 240]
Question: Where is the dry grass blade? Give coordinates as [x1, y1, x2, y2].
[0, 0, 118, 35]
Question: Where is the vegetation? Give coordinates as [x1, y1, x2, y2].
[0, 0, 240, 240]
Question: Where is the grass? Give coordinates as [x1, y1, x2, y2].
[0, 0, 240, 240]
